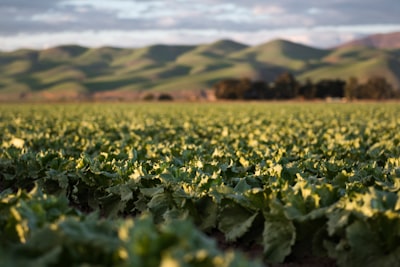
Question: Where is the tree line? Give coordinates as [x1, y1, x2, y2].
[214, 72, 399, 100]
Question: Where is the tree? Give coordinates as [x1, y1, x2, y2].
[273, 72, 299, 99]
[358, 76, 394, 99]
[345, 77, 358, 100]
[158, 93, 173, 101]
[214, 78, 252, 99]
[142, 93, 156, 101]
[314, 79, 345, 99]
[299, 78, 316, 99]
[214, 79, 239, 99]
[244, 80, 269, 99]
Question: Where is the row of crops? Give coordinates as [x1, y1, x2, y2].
[1, 103, 400, 266]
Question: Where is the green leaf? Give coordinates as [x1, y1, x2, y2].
[209, 184, 234, 204]
[120, 216, 162, 267]
[326, 209, 351, 236]
[234, 178, 252, 193]
[218, 201, 258, 241]
[147, 193, 172, 223]
[328, 220, 400, 267]
[195, 196, 218, 231]
[263, 214, 296, 263]
[140, 187, 164, 197]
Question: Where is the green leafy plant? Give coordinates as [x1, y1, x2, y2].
[1, 103, 399, 266]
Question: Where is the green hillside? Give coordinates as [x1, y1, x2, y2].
[0, 38, 399, 101]
[229, 39, 330, 71]
[300, 46, 400, 86]
[176, 40, 248, 75]
[38, 45, 88, 62]
[177, 39, 247, 64]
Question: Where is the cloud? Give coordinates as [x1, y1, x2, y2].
[0, 0, 400, 50]
[1, 0, 400, 33]
[3, 24, 400, 52]
[31, 12, 78, 24]
[252, 5, 286, 15]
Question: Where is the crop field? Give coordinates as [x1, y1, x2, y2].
[1, 102, 400, 267]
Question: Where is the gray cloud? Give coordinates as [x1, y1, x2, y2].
[0, 0, 399, 50]
[1, 0, 399, 35]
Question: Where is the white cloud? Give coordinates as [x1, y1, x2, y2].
[253, 5, 285, 15]
[31, 12, 78, 23]
[307, 7, 322, 15]
[157, 17, 177, 27]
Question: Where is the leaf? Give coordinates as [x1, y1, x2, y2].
[46, 169, 69, 190]
[239, 156, 249, 168]
[120, 216, 161, 267]
[140, 187, 164, 197]
[243, 188, 269, 211]
[329, 220, 400, 267]
[263, 214, 296, 263]
[118, 186, 133, 202]
[17, 226, 63, 260]
[234, 178, 252, 193]
[10, 137, 25, 148]
[147, 193, 172, 223]
[326, 209, 351, 236]
[209, 184, 234, 204]
[195, 197, 218, 231]
[99, 193, 126, 217]
[5, 207, 29, 244]
[218, 201, 258, 241]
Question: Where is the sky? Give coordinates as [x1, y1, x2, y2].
[1, 0, 400, 51]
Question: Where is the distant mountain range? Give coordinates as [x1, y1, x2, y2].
[1, 31, 400, 101]
[338, 32, 400, 49]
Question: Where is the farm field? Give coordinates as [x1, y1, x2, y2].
[1, 102, 400, 267]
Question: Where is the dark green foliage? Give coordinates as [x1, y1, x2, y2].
[272, 72, 299, 99]
[214, 78, 253, 99]
[314, 79, 345, 98]
[142, 93, 156, 101]
[158, 93, 174, 101]
[356, 76, 395, 99]
[214, 72, 396, 100]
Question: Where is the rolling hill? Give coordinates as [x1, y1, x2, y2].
[1, 32, 400, 101]
[229, 39, 329, 71]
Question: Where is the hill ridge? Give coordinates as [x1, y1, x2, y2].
[338, 31, 400, 49]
